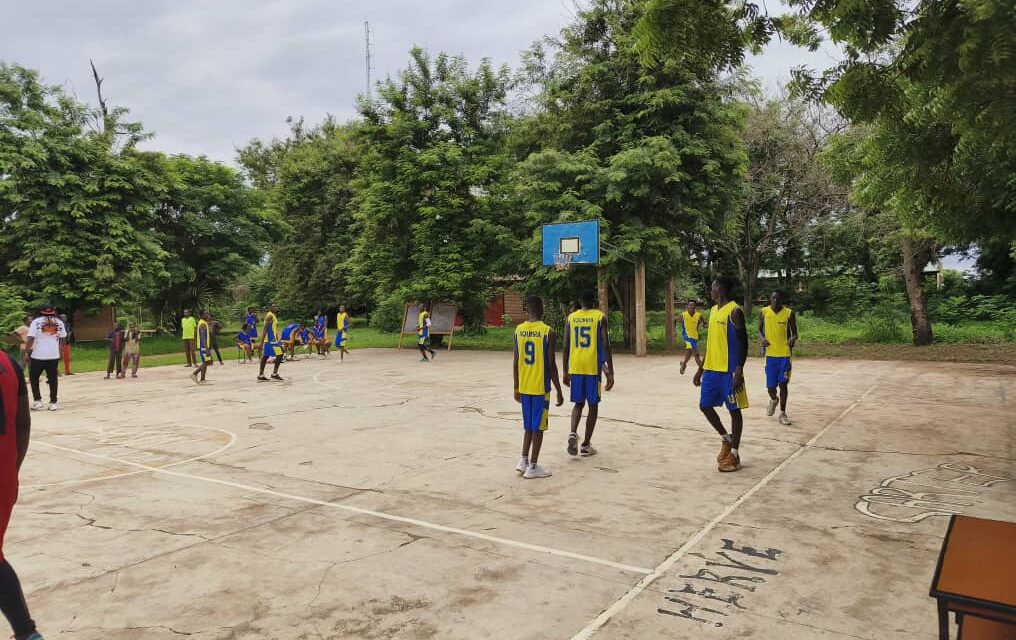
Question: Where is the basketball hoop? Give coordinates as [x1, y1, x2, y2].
[554, 253, 575, 272]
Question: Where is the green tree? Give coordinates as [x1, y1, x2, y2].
[143, 154, 279, 327]
[516, 0, 746, 345]
[241, 118, 359, 314]
[724, 95, 844, 314]
[347, 48, 519, 324]
[0, 63, 168, 315]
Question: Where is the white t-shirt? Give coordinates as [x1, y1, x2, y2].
[28, 316, 67, 360]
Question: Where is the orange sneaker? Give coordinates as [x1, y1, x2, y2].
[718, 451, 741, 472]
[717, 439, 731, 463]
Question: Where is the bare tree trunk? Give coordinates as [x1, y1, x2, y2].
[739, 253, 759, 317]
[901, 235, 935, 346]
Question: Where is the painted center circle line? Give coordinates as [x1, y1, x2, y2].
[25, 425, 237, 489]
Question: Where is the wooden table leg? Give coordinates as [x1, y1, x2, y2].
[938, 600, 950, 640]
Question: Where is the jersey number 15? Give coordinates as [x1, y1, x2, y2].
[573, 326, 592, 348]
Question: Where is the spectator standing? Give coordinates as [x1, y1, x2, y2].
[11, 317, 31, 371]
[25, 306, 66, 411]
[104, 322, 125, 380]
[122, 323, 142, 378]
[59, 314, 73, 375]
[180, 309, 196, 367]
[209, 317, 224, 366]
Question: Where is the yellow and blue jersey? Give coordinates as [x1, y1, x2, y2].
[281, 323, 299, 342]
[515, 320, 552, 396]
[704, 302, 743, 373]
[263, 311, 284, 357]
[245, 312, 258, 338]
[681, 311, 702, 341]
[762, 306, 793, 357]
[337, 312, 349, 334]
[567, 309, 606, 376]
[197, 319, 212, 361]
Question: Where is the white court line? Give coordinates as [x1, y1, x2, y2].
[568, 379, 884, 640]
[26, 430, 236, 491]
[33, 440, 652, 576]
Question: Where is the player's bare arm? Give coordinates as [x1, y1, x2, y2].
[562, 319, 571, 387]
[16, 381, 30, 470]
[758, 309, 769, 346]
[788, 310, 798, 350]
[731, 307, 747, 391]
[549, 330, 564, 406]
[602, 320, 615, 391]
[512, 340, 521, 403]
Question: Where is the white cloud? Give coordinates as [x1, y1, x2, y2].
[1, 0, 836, 163]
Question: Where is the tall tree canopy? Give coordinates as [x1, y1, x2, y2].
[347, 48, 519, 323]
[0, 63, 275, 323]
[517, 0, 746, 343]
[0, 63, 167, 312]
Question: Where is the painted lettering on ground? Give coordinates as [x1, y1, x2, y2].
[856, 463, 1013, 523]
[658, 539, 782, 627]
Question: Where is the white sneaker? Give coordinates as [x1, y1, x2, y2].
[767, 398, 778, 416]
[32, 400, 44, 411]
[515, 457, 529, 474]
[523, 464, 552, 479]
[580, 444, 598, 457]
[779, 412, 792, 425]
[48, 403, 58, 411]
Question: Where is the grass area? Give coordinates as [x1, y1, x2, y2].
[10, 316, 1011, 375]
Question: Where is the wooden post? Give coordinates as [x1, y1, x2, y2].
[635, 259, 648, 357]
[664, 277, 676, 351]
[597, 268, 609, 317]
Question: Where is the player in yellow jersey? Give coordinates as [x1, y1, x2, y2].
[513, 296, 564, 479]
[417, 304, 436, 362]
[335, 305, 351, 361]
[679, 300, 706, 375]
[256, 304, 286, 382]
[190, 310, 213, 385]
[693, 277, 749, 472]
[759, 290, 798, 426]
[563, 290, 614, 457]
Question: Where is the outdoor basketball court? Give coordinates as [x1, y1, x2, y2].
[9, 350, 1014, 639]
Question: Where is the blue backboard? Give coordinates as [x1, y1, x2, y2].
[542, 220, 600, 266]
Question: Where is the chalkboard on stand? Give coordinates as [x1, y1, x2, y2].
[398, 303, 458, 350]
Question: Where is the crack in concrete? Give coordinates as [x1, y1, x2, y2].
[74, 513, 213, 540]
[62, 624, 200, 636]
[809, 445, 1016, 461]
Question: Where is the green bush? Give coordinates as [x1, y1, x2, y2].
[370, 293, 407, 333]
[0, 284, 30, 334]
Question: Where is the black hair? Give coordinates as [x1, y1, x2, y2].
[714, 276, 738, 296]
[771, 289, 787, 300]
[580, 290, 596, 309]
[526, 295, 544, 317]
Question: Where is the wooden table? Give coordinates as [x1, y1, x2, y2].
[930, 515, 1016, 639]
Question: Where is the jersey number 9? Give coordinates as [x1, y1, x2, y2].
[524, 341, 536, 365]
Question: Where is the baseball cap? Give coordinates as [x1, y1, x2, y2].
[40, 305, 58, 316]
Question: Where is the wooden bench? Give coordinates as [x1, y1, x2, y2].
[959, 616, 1016, 640]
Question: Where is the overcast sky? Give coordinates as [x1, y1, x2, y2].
[2, 1, 839, 164]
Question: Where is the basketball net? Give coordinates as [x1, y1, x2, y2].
[554, 253, 575, 272]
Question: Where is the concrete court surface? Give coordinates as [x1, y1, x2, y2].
[8, 348, 1015, 640]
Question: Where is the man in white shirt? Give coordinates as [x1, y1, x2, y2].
[25, 306, 66, 411]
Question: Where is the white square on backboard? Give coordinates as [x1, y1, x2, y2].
[560, 237, 580, 254]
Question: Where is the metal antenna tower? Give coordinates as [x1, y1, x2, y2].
[364, 21, 372, 99]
